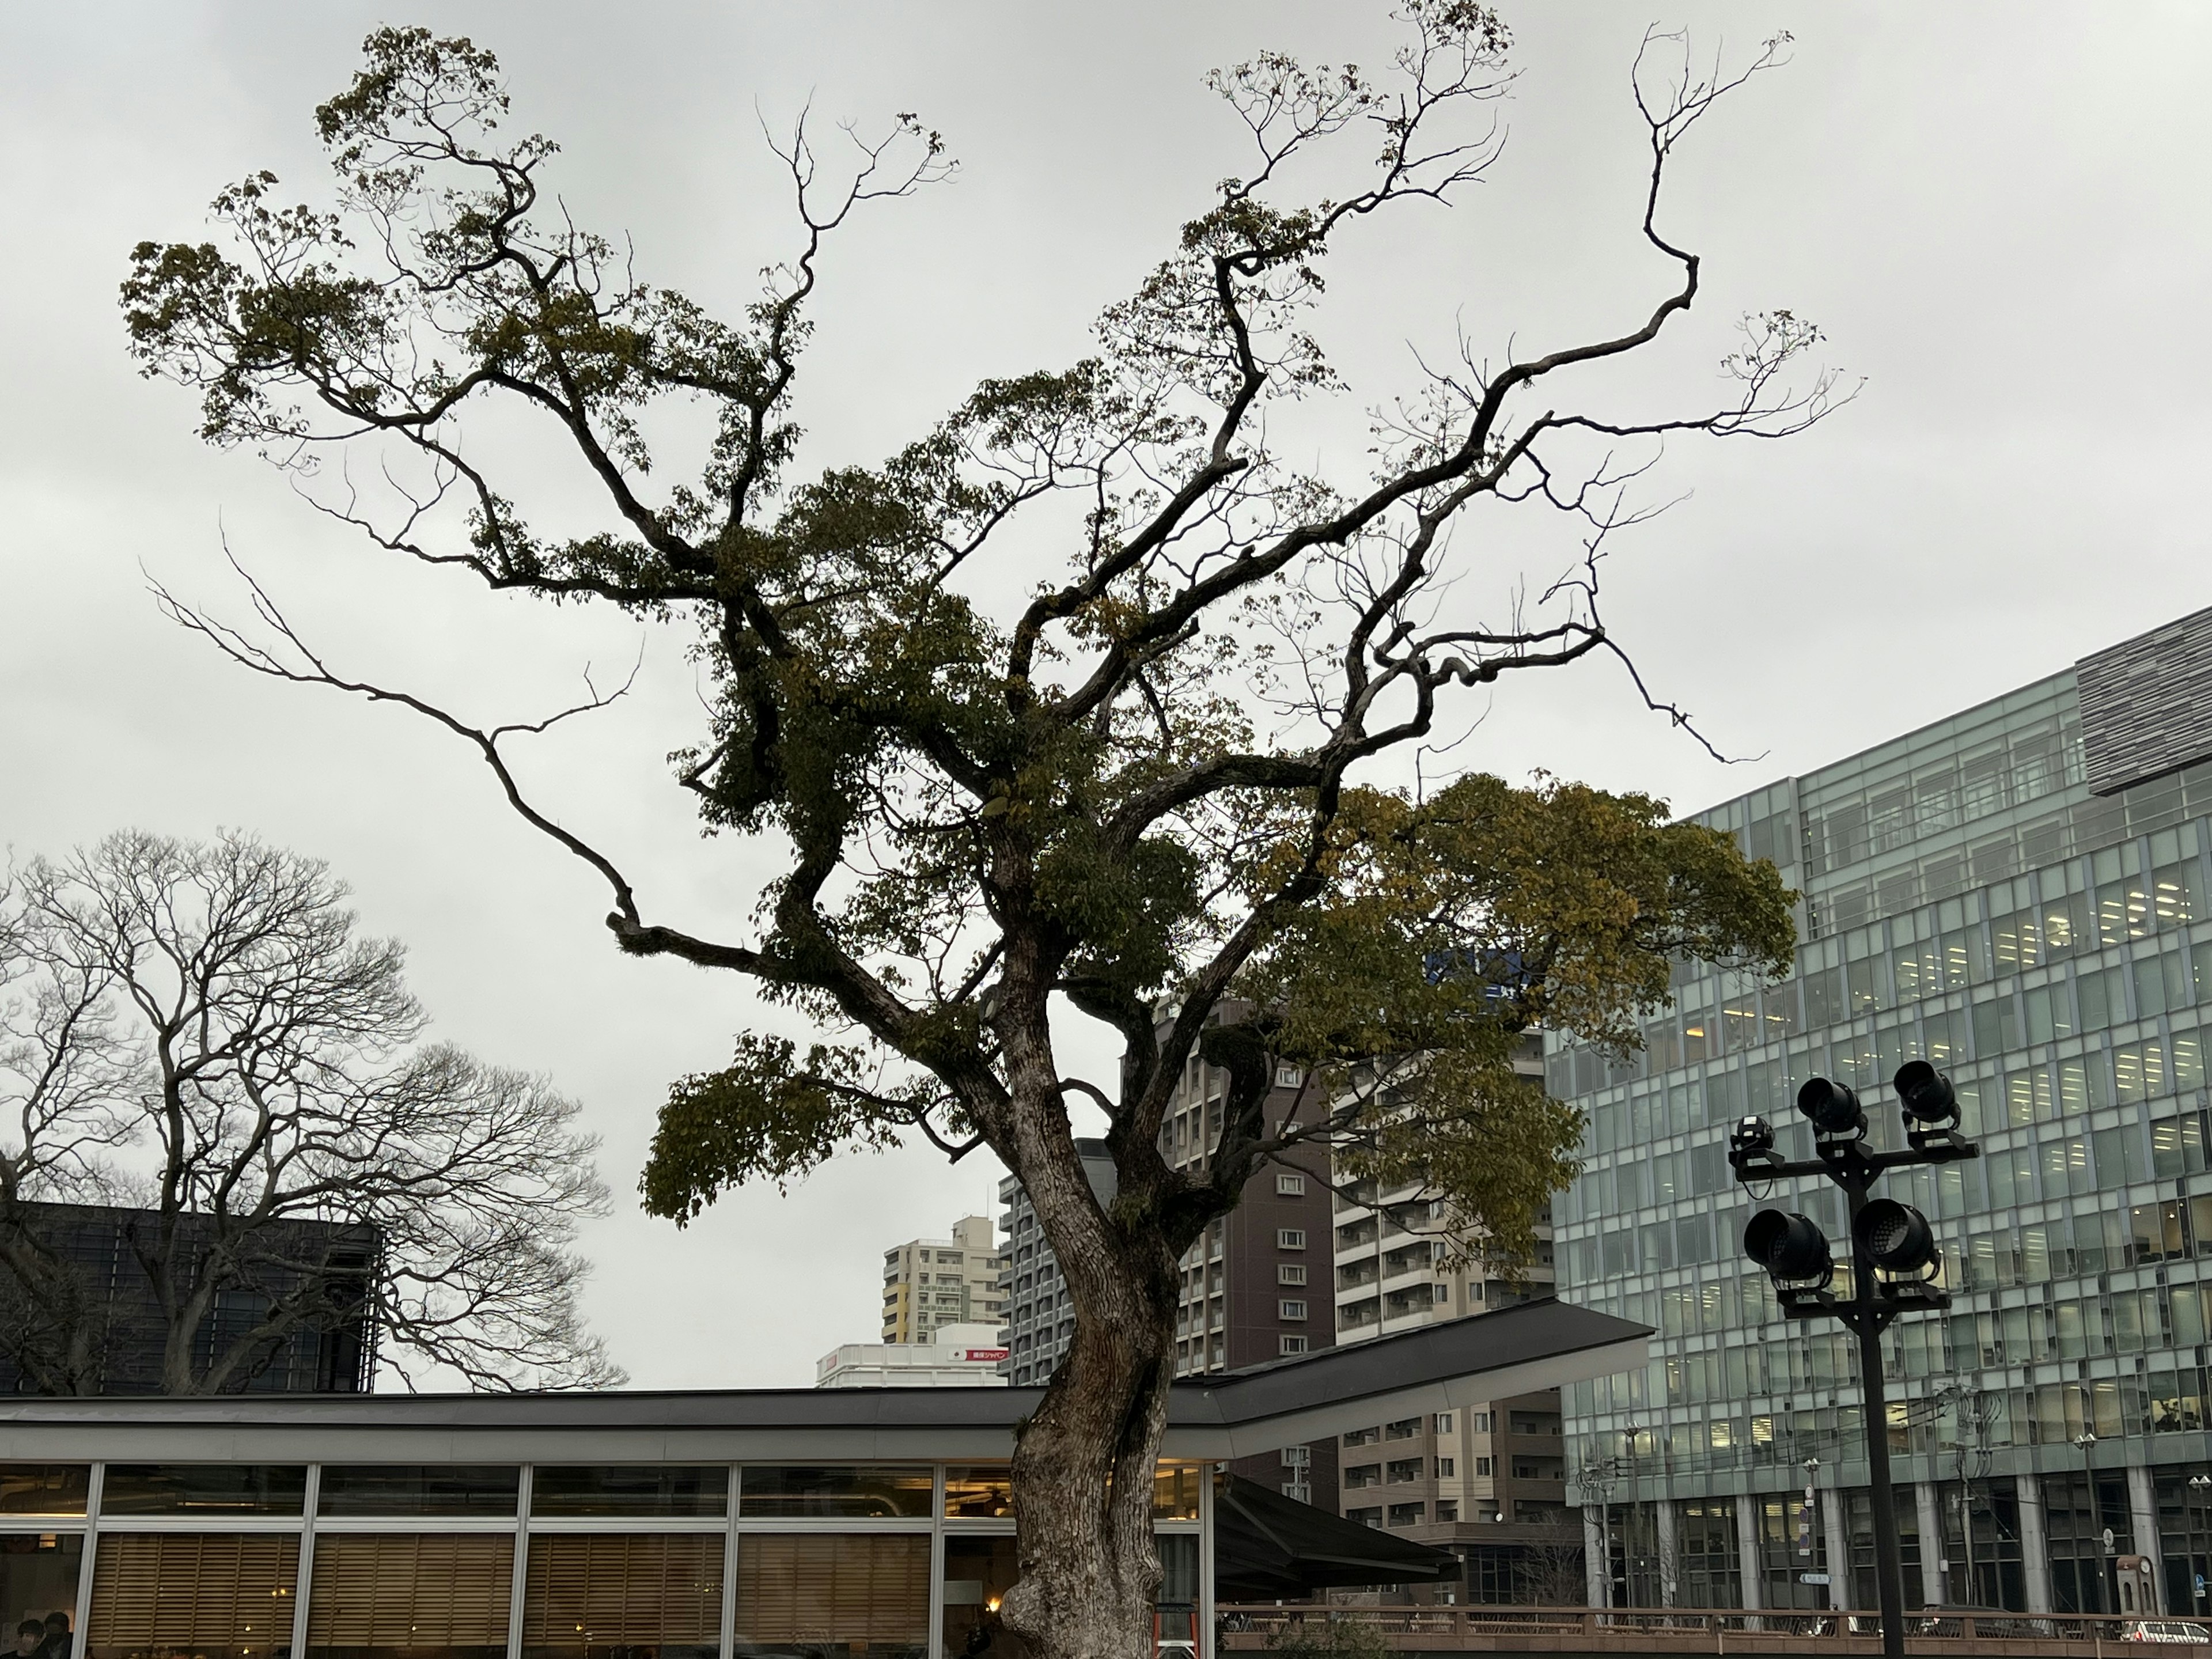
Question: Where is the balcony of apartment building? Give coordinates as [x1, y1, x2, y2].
[1379, 1238, 1438, 1284]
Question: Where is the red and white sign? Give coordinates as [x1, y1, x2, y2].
[961, 1348, 1010, 1362]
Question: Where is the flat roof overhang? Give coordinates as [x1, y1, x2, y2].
[0, 1299, 1647, 1464]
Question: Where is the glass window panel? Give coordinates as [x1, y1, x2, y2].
[2177, 1288, 2209, 1348]
[2153, 1118, 2188, 1179]
[2115, 1044, 2146, 1104]
[2135, 957, 2171, 1020]
[99, 1466, 305, 1517]
[0, 1470, 87, 1518]
[0, 1535, 82, 1659]
[1892, 946, 1930, 1002]
[2156, 862, 2200, 925]
[2078, 968, 2115, 1030]
[733, 1535, 927, 1659]
[2059, 1058, 2101, 1114]
[318, 1467, 518, 1517]
[519, 1533, 722, 1659]
[305, 1533, 513, 1659]
[1152, 1463, 1202, 1521]
[529, 1467, 726, 1518]
[737, 1468, 931, 1519]
[2177, 1032, 2204, 1092]
[1847, 960, 1885, 1015]
[2095, 1126, 2141, 1187]
[942, 1468, 1012, 1521]
[89, 1534, 297, 1659]
[940, 1535, 1021, 1659]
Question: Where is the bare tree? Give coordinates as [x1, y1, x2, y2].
[0, 831, 620, 1393]
[1520, 1538, 1591, 1608]
[122, 8, 1833, 1655]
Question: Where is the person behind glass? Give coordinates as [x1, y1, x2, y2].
[35, 1612, 69, 1659]
[13, 1621, 42, 1658]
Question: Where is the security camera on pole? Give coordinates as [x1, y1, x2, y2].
[1729, 1060, 1980, 1659]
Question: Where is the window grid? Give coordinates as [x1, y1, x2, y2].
[50, 1461, 1207, 1659]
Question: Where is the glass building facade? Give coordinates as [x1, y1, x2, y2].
[1550, 604, 2212, 1619]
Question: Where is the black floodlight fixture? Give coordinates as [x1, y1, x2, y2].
[1728, 1115, 1777, 1169]
[1744, 1209, 1834, 1286]
[1854, 1198, 1940, 1277]
[1893, 1060, 1959, 1127]
[1796, 1076, 1867, 1139]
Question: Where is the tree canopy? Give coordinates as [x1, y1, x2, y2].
[122, 7, 1824, 1651]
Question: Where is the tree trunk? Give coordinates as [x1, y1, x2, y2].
[999, 1181, 1181, 1659]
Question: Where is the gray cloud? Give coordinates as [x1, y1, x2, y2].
[2, 2, 2206, 1386]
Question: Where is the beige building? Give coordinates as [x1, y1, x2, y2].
[882, 1215, 1005, 1342]
[1328, 1038, 1577, 1602]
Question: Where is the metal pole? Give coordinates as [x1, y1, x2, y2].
[1625, 1427, 1643, 1607]
[2185, 1478, 2203, 1610]
[1955, 1391, 1978, 1609]
[2076, 1431, 2103, 1615]
[1846, 1180, 1908, 1659]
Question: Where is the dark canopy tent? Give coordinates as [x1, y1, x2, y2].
[1212, 1474, 1460, 1601]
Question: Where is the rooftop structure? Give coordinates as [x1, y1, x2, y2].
[817, 1322, 1010, 1388]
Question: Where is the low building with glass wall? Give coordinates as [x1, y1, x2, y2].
[1548, 603, 2212, 1618]
[0, 1301, 1642, 1659]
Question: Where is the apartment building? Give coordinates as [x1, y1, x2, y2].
[881, 1215, 1005, 1343]
[1160, 1048, 1338, 1381]
[998, 1142, 1118, 1384]
[1157, 1035, 1342, 1510]
[1327, 1039, 1578, 1601]
[996, 1022, 1341, 1507]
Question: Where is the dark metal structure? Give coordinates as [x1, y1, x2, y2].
[0, 1201, 378, 1395]
[1211, 1473, 1460, 1599]
[1730, 1063, 1980, 1658]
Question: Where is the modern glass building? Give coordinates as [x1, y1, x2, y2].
[1549, 604, 2212, 1620]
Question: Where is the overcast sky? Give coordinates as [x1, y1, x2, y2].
[3, 3, 2207, 1389]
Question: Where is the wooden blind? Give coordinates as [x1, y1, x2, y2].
[90, 1533, 300, 1653]
[733, 1535, 929, 1645]
[305, 1533, 513, 1651]
[520, 1533, 724, 1647]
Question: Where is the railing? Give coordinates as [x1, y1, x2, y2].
[1215, 1603, 2205, 1652]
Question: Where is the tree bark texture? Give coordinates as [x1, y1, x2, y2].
[1002, 1203, 1179, 1659]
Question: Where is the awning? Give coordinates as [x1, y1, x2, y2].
[1212, 1474, 1460, 1601]
[0, 1299, 1649, 1465]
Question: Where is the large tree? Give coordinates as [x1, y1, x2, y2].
[0, 832, 619, 1393]
[123, 8, 1819, 1653]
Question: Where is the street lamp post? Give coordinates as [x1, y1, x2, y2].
[2076, 1429, 2119, 1618]
[1732, 1062, 1979, 1659]
[2189, 1474, 2211, 1613]
[1801, 1456, 1824, 1608]
[1623, 1425, 1645, 1607]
